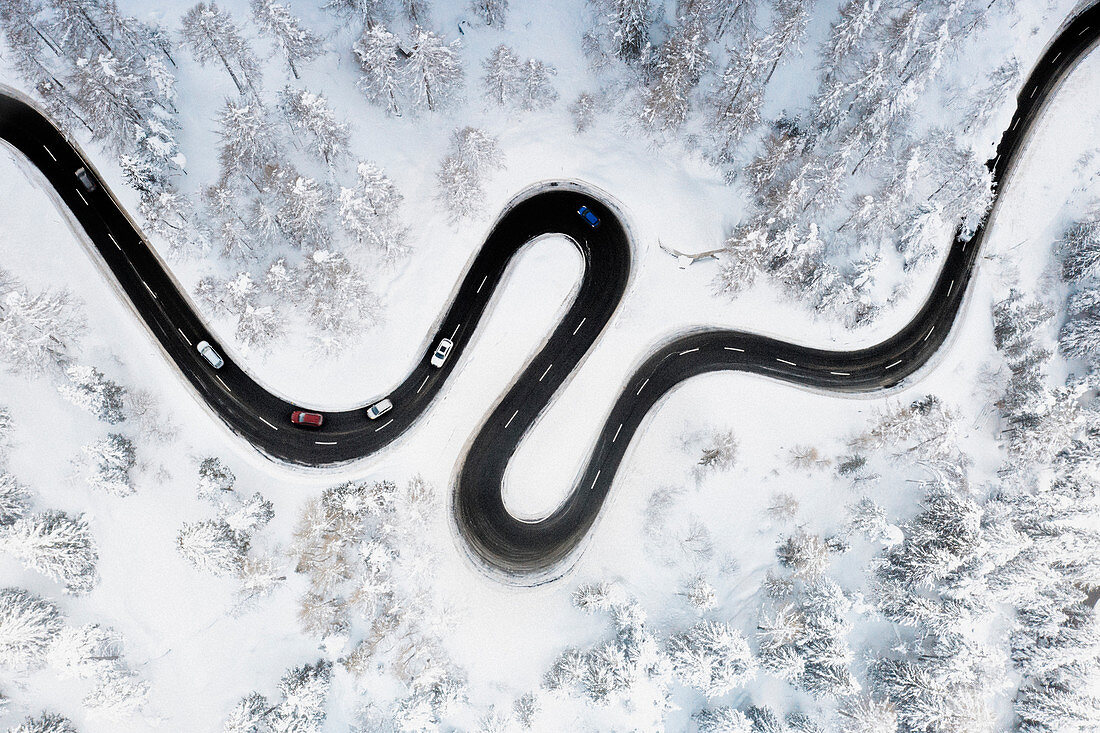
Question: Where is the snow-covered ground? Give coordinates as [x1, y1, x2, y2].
[0, 0, 1098, 730]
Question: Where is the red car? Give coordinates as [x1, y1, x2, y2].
[290, 410, 324, 428]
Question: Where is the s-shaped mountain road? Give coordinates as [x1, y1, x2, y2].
[1, 2, 1098, 582]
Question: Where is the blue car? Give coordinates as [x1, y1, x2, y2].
[577, 205, 600, 228]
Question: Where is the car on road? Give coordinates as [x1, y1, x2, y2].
[367, 398, 393, 420]
[431, 338, 453, 368]
[196, 340, 224, 369]
[577, 205, 600, 228]
[75, 167, 95, 192]
[290, 410, 324, 428]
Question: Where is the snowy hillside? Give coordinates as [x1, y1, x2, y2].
[1, 0, 1100, 731]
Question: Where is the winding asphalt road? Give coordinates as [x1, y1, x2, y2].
[1, 2, 1098, 580]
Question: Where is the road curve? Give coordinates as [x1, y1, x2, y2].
[0, 2, 1097, 582]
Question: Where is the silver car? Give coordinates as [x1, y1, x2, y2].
[75, 167, 96, 192]
[367, 398, 393, 420]
[196, 340, 224, 369]
[431, 338, 453, 368]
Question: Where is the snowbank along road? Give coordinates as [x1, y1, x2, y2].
[1, 1, 1098, 582]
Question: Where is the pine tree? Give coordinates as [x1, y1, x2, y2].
[82, 433, 136, 496]
[250, 0, 322, 79]
[353, 23, 402, 115]
[180, 2, 261, 95]
[177, 519, 249, 576]
[0, 510, 99, 594]
[0, 474, 31, 527]
[9, 713, 78, 733]
[0, 587, 63, 670]
[338, 162, 410, 260]
[402, 26, 464, 112]
[471, 0, 508, 26]
[268, 660, 332, 733]
[640, 15, 709, 130]
[0, 273, 84, 376]
[217, 98, 278, 182]
[58, 365, 127, 424]
[482, 44, 522, 107]
[667, 620, 755, 696]
[278, 87, 350, 165]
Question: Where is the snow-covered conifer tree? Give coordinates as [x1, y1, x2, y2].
[9, 713, 78, 733]
[338, 162, 410, 260]
[0, 511, 99, 594]
[278, 87, 350, 165]
[0, 587, 63, 670]
[180, 2, 261, 95]
[250, 0, 322, 79]
[177, 519, 249, 576]
[82, 433, 136, 496]
[58, 365, 127, 424]
[0, 474, 30, 527]
[402, 26, 463, 112]
[353, 24, 402, 115]
[668, 621, 755, 696]
[0, 274, 84, 376]
[472, 0, 508, 26]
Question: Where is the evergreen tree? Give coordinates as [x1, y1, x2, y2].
[0, 587, 63, 670]
[180, 2, 261, 95]
[0, 510, 99, 595]
[250, 0, 322, 79]
[402, 26, 464, 112]
[177, 519, 249, 576]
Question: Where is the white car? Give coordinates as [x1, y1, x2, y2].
[367, 398, 393, 420]
[196, 340, 224, 369]
[75, 167, 96, 192]
[430, 338, 453, 368]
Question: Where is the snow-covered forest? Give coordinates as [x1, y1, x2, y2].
[0, 0, 1099, 730]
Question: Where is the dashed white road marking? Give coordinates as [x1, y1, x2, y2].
[924, 325, 935, 342]
[177, 328, 191, 346]
[947, 279, 955, 297]
[612, 423, 622, 443]
[505, 410, 519, 429]
[776, 358, 797, 366]
[215, 375, 231, 393]
[1012, 117, 1020, 131]
[75, 189, 88, 205]
[477, 275, 487, 293]
[830, 371, 850, 376]
[107, 232, 120, 249]
[590, 470, 601, 490]
[43, 145, 57, 161]
[416, 375, 429, 394]
[374, 418, 393, 432]
[142, 280, 157, 299]
[1053, 50, 1062, 63]
[450, 323, 461, 339]
[885, 359, 903, 370]
[539, 364, 552, 381]
[315, 440, 337, 446]
[259, 417, 279, 431]
[723, 346, 745, 352]
[636, 378, 649, 395]
[572, 318, 586, 336]
[679, 348, 699, 355]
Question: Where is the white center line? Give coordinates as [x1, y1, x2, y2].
[177, 328, 192, 346]
[1080, 26, 1091, 35]
[215, 375, 232, 393]
[374, 418, 393, 432]
[315, 440, 337, 446]
[885, 359, 903, 370]
[477, 275, 487, 293]
[572, 317, 586, 336]
[107, 232, 120, 249]
[259, 417, 279, 431]
[612, 423, 622, 443]
[924, 325, 935, 342]
[947, 279, 955, 296]
[679, 347, 699, 355]
[42, 144, 56, 161]
[416, 375, 429, 394]
[75, 189, 88, 206]
[1053, 51, 1062, 63]
[539, 364, 552, 381]
[451, 323, 461, 339]
[776, 358, 797, 366]
[723, 346, 745, 352]
[1030, 86, 1037, 99]
[636, 378, 649, 395]
[1012, 117, 1020, 131]
[590, 470, 601, 490]
[830, 371, 850, 376]
[505, 410, 519, 429]
[142, 280, 157, 299]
